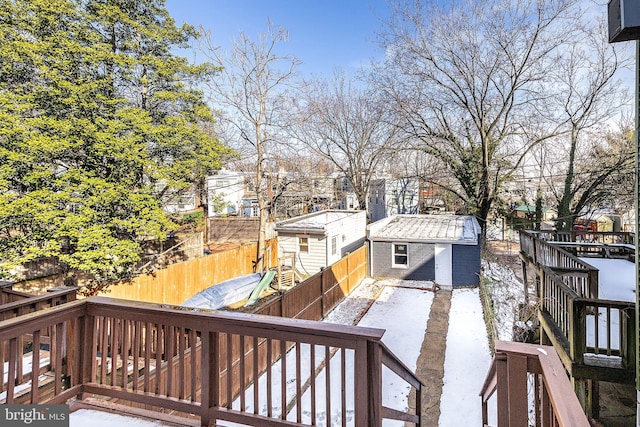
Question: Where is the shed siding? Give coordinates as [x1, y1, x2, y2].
[371, 241, 435, 280]
[278, 233, 327, 276]
[325, 211, 367, 265]
[452, 240, 481, 286]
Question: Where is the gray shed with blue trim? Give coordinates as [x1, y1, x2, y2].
[367, 214, 481, 287]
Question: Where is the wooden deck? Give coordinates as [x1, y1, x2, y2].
[0, 295, 423, 426]
[519, 230, 636, 418]
[481, 341, 590, 427]
[0, 244, 590, 426]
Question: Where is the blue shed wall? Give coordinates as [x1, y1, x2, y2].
[451, 236, 482, 286]
[370, 241, 435, 280]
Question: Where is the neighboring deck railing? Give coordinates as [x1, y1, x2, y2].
[528, 230, 634, 245]
[0, 296, 423, 427]
[481, 341, 590, 427]
[520, 231, 600, 300]
[519, 230, 636, 384]
[0, 286, 77, 321]
[538, 265, 635, 381]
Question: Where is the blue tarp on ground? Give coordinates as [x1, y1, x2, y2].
[181, 273, 262, 310]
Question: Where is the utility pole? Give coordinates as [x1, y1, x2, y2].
[607, 2, 640, 425]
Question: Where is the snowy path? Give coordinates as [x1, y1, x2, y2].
[439, 288, 492, 427]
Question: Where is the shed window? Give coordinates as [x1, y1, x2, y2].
[331, 235, 337, 255]
[393, 243, 408, 267]
[299, 237, 309, 253]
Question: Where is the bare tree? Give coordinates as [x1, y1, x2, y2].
[200, 22, 300, 271]
[294, 70, 401, 218]
[543, 125, 634, 229]
[374, 0, 577, 240]
[541, 18, 632, 230]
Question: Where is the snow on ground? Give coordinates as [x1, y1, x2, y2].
[356, 285, 433, 418]
[70, 409, 168, 427]
[439, 288, 493, 427]
[482, 259, 527, 341]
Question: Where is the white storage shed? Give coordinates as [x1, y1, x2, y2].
[275, 210, 367, 276]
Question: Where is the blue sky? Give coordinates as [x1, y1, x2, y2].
[165, 0, 391, 77]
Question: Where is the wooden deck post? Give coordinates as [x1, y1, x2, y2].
[200, 331, 217, 427]
[569, 299, 585, 365]
[622, 308, 636, 370]
[365, 340, 381, 427]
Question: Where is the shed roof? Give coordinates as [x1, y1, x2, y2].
[367, 214, 481, 245]
[275, 210, 364, 234]
[514, 205, 554, 213]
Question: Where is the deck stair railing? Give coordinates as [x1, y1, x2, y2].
[481, 341, 590, 427]
[0, 286, 77, 322]
[520, 231, 636, 375]
[0, 296, 423, 427]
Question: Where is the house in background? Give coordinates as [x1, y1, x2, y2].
[275, 210, 367, 276]
[385, 178, 420, 217]
[367, 214, 481, 287]
[207, 170, 247, 216]
[512, 204, 557, 222]
[156, 179, 197, 214]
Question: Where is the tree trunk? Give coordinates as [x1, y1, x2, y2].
[557, 128, 578, 231]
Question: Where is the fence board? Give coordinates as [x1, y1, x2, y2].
[100, 239, 278, 305]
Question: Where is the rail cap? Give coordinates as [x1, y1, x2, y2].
[86, 296, 387, 341]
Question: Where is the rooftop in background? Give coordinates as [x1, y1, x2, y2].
[275, 210, 364, 232]
[514, 204, 555, 213]
[367, 214, 481, 245]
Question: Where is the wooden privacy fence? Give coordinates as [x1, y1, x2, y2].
[100, 239, 278, 305]
[481, 341, 590, 427]
[0, 295, 423, 427]
[249, 247, 367, 320]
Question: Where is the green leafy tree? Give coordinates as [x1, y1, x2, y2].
[0, 0, 231, 293]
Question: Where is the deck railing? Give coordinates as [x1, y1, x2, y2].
[527, 230, 634, 245]
[480, 341, 590, 427]
[0, 286, 77, 321]
[520, 231, 600, 299]
[538, 265, 635, 375]
[0, 296, 423, 427]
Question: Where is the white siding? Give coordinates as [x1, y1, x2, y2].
[276, 210, 367, 274]
[207, 172, 246, 216]
[278, 233, 327, 276]
[325, 211, 367, 265]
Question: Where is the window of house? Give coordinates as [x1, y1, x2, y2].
[331, 235, 337, 255]
[299, 237, 309, 254]
[392, 243, 408, 267]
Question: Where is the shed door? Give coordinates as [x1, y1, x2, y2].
[435, 244, 452, 287]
